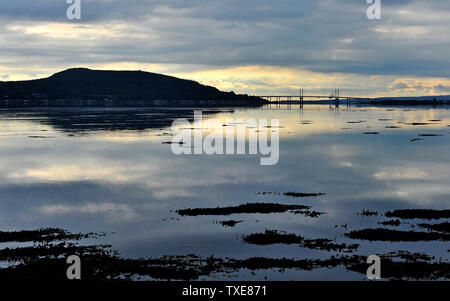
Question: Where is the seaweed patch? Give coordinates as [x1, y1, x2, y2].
[242, 230, 359, 252]
[176, 203, 311, 216]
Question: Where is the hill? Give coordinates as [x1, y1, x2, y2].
[0, 68, 266, 107]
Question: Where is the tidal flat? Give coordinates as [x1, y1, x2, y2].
[0, 105, 449, 280]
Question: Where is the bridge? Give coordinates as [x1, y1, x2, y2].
[255, 89, 371, 104]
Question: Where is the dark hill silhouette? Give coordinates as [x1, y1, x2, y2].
[0, 68, 266, 107]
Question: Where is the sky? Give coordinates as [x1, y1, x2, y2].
[0, 0, 449, 97]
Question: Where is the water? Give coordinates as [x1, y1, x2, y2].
[0, 105, 449, 280]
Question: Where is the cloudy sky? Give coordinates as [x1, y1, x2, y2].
[0, 0, 449, 97]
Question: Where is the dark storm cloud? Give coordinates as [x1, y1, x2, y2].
[0, 0, 449, 78]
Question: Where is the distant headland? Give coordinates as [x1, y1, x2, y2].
[0, 68, 267, 107]
[1, 68, 449, 108]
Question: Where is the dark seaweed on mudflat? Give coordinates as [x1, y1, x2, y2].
[176, 203, 311, 216]
[418, 222, 450, 233]
[1, 247, 448, 281]
[359, 209, 378, 217]
[0, 228, 96, 243]
[345, 228, 450, 242]
[0, 242, 114, 262]
[291, 210, 325, 218]
[385, 209, 450, 220]
[417, 134, 443, 137]
[243, 230, 358, 252]
[0, 228, 448, 280]
[219, 220, 243, 227]
[378, 219, 401, 227]
[346, 252, 449, 280]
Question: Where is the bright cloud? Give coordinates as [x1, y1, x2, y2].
[0, 0, 449, 96]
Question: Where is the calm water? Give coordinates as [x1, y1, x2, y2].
[0, 105, 449, 280]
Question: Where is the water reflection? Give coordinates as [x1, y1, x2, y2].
[0, 105, 449, 280]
